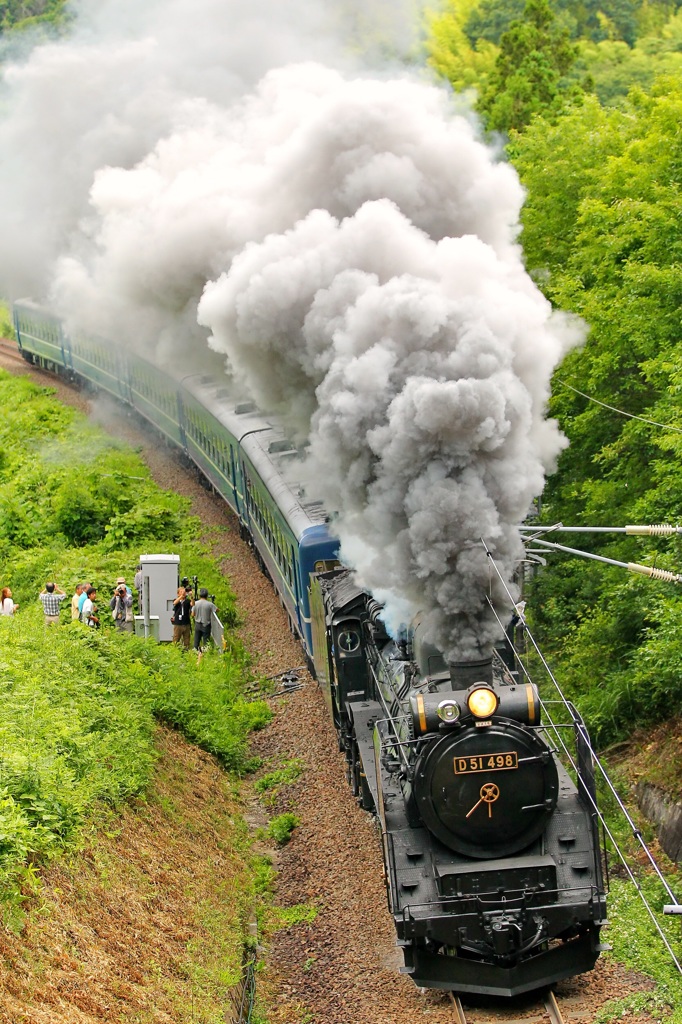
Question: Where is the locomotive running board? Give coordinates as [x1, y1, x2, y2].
[348, 700, 382, 813]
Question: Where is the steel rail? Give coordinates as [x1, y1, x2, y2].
[447, 993, 468, 1023]
[544, 990, 565, 1024]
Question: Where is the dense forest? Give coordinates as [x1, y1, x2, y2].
[428, 0, 682, 746]
[3, 0, 682, 749]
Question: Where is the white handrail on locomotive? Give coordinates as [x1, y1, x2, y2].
[483, 534, 682, 974]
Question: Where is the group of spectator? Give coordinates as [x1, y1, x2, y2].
[39, 579, 122, 628]
[1, 573, 217, 655]
[0, 577, 132, 628]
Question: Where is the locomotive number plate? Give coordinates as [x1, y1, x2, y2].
[454, 752, 518, 774]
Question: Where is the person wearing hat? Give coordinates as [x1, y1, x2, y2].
[110, 576, 134, 632]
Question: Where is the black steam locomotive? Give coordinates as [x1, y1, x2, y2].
[310, 569, 608, 997]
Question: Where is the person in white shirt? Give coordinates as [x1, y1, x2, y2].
[1, 587, 17, 616]
[81, 587, 100, 628]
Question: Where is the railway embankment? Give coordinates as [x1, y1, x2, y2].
[607, 719, 682, 865]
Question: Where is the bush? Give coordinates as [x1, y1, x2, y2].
[266, 813, 299, 846]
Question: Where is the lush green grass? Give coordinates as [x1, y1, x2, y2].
[0, 368, 270, 926]
[597, 876, 682, 1023]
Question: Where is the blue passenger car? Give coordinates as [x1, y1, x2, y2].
[178, 376, 263, 524]
[239, 428, 339, 653]
[69, 329, 130, 404]
[127, 357, 185, 446]
[12, 301, 340, 658]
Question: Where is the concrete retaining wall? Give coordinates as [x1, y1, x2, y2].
[636, 781, 682, 863]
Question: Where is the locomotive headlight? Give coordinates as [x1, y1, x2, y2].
[436, 699, 461, 723]
[467, 684, 499, 720]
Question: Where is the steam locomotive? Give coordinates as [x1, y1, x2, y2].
[12, 301, 608, 997]
[310, 571, 608, 997]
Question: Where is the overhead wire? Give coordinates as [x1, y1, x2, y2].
[482, 538, 682, 975]
[556, 378, 682, 434]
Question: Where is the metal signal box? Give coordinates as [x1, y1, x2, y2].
[138, 553, 180, 642]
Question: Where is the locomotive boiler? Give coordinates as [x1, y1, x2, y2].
[310, 568, 608, 997]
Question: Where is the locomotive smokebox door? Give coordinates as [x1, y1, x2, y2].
[414, 720, 559, 858]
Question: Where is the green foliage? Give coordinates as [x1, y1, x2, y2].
[270, 902, 317, 928]
[427, 0, 682, 117]
[571, 30, 682, 106]
[596, 878, 682, 1022]
[508, 95, 628, 281]
[0, 373, 189, 550]
[0, 613, 270, 920]
[512, 74, 682, 749]
[424, 0, 498, 94]
[530, 79, 682, 521]
[0, 369, 270, 923]
[465, 0, 526, 45]
[266, 813, 299, 846]
[477, 0, 579, 132]
[0, 0, 69, 35]
[528, 565, 672, 744]
[254, 759, 305, 805]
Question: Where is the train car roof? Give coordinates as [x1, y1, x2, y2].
[182, 373, 332, 534]
[179, 373, 270, 439]
[240, 428, 331, 531]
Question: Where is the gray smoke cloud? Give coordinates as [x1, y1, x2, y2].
[197, 153, 581, 657]
[0, 0, 418, 308]
[0, 0, 582, 660]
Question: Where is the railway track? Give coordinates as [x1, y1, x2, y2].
[448, 989, 568, 1024]
[0, 335, 23, 363]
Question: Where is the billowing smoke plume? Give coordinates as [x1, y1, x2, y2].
[195, 76, 582, 656]
[0, 0, 582, 660]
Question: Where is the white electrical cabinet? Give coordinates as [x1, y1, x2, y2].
[137, 554, 180, 642]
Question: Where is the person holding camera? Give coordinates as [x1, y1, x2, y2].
[171, 585, 193, 649]
[39, 582, 66, 625]
[110, 576, 134, 632]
